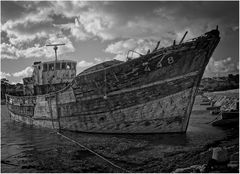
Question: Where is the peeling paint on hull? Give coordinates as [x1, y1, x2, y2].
[8, 87, 195, 133]
[59, 87, 197, 133]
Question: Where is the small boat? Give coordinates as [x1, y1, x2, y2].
[212, 110, 239, 127]
[6, 27, 220, 133]
[210, 110, 221, 115]
[200, 102, 211, 106]
[202, 99, 210, 102]
[206, 106, 221, 111]
[221, 110, 239, 119]
[202, 98, 211, 103]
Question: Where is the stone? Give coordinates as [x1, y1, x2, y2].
[230, 152, 239, 161]
[212, 147, 229, 162]
[227, 163, 239, 169]
[226, 145, 236, 150]
[173, 165, 203, 173]
[229, 160, 239, 164]
[199, 164, 207, 173]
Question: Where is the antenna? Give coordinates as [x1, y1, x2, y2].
[46, 43, 65, 85]
[46, 43, 65, 61]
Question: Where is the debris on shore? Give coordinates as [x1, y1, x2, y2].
[173, 89, 239, 173]
[172, 132, 239, 173]
[203, 89, 239, 111]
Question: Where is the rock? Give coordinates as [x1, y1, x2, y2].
[230, 152, 239, 161]
[173, 168, 191, 173]
[199, 164, 207, 173]
[214, 164, 228, 170]
[200, 150, 209, 156]
[212, 147, 229, 162]
[229, 160, 239, 164]
[226, 145, 236, 150]
[173, 165, 203, 173]
[227, 163, 239, 170]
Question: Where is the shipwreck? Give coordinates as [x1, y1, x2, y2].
[6, 28, 220, 133]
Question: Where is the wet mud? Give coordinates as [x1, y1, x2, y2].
[1, 95, 239, 173]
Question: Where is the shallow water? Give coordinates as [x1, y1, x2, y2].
[1, 96, 229, 172]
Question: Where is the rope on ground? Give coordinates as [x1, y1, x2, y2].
[206, 113, 222, 124]
[1, 151, 23, 161]
[46, 79, 130, 172]
[56, 132, 131, 173]
[1, 160, 18, 166]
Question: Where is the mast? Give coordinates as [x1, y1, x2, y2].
[46, 43, 65, 83]
[45, 43, 65, 132]
[46, 43, 65, 62]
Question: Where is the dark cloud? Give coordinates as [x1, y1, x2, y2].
[1, 1, 26, 23]
[1, 1, 51, 23]
[50, 14, 75, 25]
[1, 31, 10, 43]
[10, 20, 55, 35]
[152, 1, 238, 22]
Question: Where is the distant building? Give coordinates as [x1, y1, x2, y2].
[23, 77, 34, 96]
[1, 78, 9, 99]
[1, 78, 23, 100]
[200, 74, 239, 92]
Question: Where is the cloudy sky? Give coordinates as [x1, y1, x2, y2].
[1, 1, 239, 84]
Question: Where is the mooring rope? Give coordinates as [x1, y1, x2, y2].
[47, 102, 131, 173]
[1, 160, 18, 166]
[56, 132, 131, 173]
[206, 111, 222, 124]
[44, 128, 131, 173]
[36, 67, 130, 172]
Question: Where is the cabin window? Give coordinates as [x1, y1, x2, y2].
[43, 64, 47, 71]
[49, 63, 54, 71]
[72, 62, 76, 70]
[66, 62, 71, 70]
[56, 63, 60, 70]
[62, 62, 66, 69]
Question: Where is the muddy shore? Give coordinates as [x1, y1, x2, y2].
[2, 127, 238, 173]
[1, 92, 239, 173]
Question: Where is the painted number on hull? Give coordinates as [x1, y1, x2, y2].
[157, 54, 177, 68]
[167, 56, 174, 64]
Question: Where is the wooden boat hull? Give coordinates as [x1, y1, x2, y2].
[8, 86, 197, 133]
[6, 29, 220, 133]
[206, 106, 221, 110]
